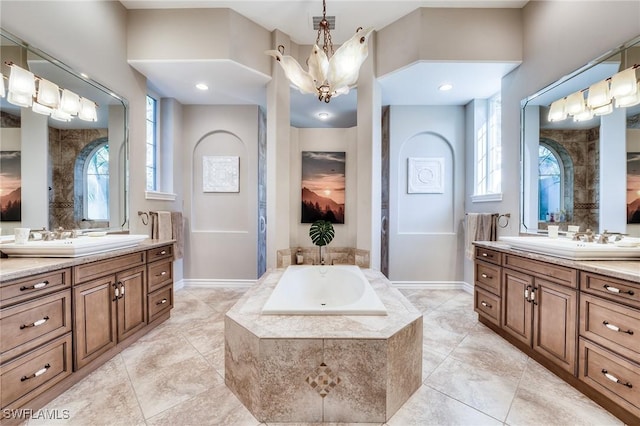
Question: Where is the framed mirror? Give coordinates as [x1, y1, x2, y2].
[520, 34, 640, 236]
[0, 29, 128, 236]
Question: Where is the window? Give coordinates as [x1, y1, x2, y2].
[146, 95, 158, 191]
[473, 93, 502, 201]
[538, 145, 562, 221]
[85, 143, 109, 220]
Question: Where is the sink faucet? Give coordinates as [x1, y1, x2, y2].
[572, 229, 594, 243]
[596, 230, 625, 244]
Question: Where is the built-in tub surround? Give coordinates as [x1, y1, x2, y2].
[225, 267, 422, 423]
[276, 247, 370, 268]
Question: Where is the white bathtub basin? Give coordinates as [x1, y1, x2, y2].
[498, 236, 640, 260]
[0, 234, 149, 258]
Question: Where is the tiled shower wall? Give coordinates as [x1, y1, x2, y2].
[539, 127, 600, 231]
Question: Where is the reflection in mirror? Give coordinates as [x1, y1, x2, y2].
[521, 35, 640, 237]
[0, 30, 128, 236]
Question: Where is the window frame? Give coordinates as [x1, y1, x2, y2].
[83, 142, 110, 221]
[472, 93, 503, 203]
[146, 94, 159, 192]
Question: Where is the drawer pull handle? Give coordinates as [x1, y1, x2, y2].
[156, 298, 168, 305]
[603, 321, 634, 335]
[20, 316, 50, 329]
[113, 284, 120, 301]
[156, 271, 167, 277]
[481, 273, 492, 279]
[481, 253, 492, 258]
[159, 250, 166, 255]
[603, 284, 634, 296]
[20, 281, 49, 291]
[21, 364, 50, 381]
[119, 283, 125, 299]
[480, 301, 492, 308]
[601, 369, 633, 388]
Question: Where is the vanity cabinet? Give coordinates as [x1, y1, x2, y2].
[0, 269, 73, 413]
[578, 272, 640, 418]
[146, 245, 174, 324]
[73, 255, 147, 370]
[0, 242, 175, 422]
[474, 243, 640, 424]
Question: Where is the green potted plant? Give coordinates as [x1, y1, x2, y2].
[309, 220, 335, 265]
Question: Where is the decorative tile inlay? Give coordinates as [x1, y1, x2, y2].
[306, 362, 341, 397]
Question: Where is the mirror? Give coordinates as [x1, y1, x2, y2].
[521, 35, 640, 237]
[0, 30, 128, 236]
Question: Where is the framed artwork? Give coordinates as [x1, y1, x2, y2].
[0, 151, 21, 221]
[627, 152, 640, 224]
[301, 151, 345, 224]
[203, 156, 240, 193]
[408, 157, 444, 193]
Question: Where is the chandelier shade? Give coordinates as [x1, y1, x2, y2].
[265, 0, 372, 103]
[610, 66, 638, 99]
[36, 78, 60, 109]
[547, 98, 567, 121]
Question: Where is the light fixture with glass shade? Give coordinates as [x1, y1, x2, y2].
[548, 98, 567, 121]
[265, 0, 373, 103]
[36, 78, 60, 109]
[60, 88, 81, 115]
[565, 91, 587, 116]
[615, 81, 640, 107]
[78, 97, 98, 121]
[586, 80, 611, 109]
[610, 66, 638, 99]
[573, 108, 594, 122]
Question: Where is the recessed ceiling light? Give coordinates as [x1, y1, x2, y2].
[196, 83, 209, 91]
[80, 73, 89, 79]
[318, 112, 330, 120]
[439, 83, 453, 91]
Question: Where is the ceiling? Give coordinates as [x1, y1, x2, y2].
[120, 0, 528, 127]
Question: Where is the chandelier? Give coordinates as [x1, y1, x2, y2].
[265, 0, 372, 103]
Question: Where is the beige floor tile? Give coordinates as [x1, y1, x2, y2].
[425, 355, 521, 421]
[27, 355, 145, 426]
[146, 382, 259, 426]
[399, 289, 459, 312]
[387, 385, 503, 426]
[421, 345, 448, 381]
[505, 359, 624, 426]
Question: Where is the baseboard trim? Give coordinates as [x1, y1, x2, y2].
[391, 281, 473, 294]
[182, 279, 257, 289]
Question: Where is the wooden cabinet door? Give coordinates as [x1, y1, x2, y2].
[502, 268, 533, 346]
[116, 266, 147, 342]
[533, 278, 577, 375]
[73, 276, 117, 370]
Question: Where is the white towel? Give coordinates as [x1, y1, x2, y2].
[464, 213, 480, 260]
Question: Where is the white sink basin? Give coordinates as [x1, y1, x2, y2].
[0, 234, 149, 258]
[498, 236, 640, 260]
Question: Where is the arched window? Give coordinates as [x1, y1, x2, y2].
[85, 144, 110, 220]
[538, 144, 563, 221]
[74, 138, 109, 223]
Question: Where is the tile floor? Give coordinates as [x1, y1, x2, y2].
[27, 286, 623, 425]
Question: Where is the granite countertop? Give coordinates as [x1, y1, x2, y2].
[0, 239, 175, 283]
[474, 241, 640, 284]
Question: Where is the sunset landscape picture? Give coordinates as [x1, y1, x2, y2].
[301, 151, 345, 224]
[0, 151, 21, 222]
[628, 152, 640, 224]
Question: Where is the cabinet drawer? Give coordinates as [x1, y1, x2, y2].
[74, 252, 146, 284]
[474, 247, 502, 265]
[475, 261, 501, 295]
[148, 284, 173, 323]
[580, 294, 640, 362]
[580, 272, 640, 309]
[0, 333, 72, 410]
[147, 260, 173, 293]
[504, 254, 577, 288]
[147, 245, 173, 263]
[0, 290, 72, 363]
[579, 338, 640, 418]
[1, 269, 71, 309]
[474, 286, 501, 326]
